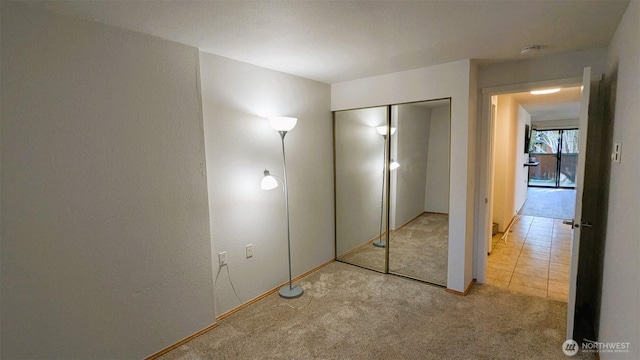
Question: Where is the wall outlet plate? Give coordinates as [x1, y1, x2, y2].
[246, 244, 253, 258]
[612, 142, 622, 163]
[218, 251, 227, 266]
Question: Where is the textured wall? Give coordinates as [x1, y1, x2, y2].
[514, 105, 531, 214]
[198, 52, 334, 316]
[599, 2, 640, 359]
[1, 4, 214, 358]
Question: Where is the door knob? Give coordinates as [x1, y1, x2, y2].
[561, 219, 592, 228]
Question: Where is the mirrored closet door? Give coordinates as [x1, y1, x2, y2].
[334, 106, 389, 273]
[334, 99, 451, 286]
[387, 100, 450, 286]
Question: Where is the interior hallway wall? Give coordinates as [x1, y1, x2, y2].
[514, 105, 531, 214]
[492, 95, 516, 232]
[490, 98, 532, 231]
[598, 1, 639, 358]
[1, 3, 214, 358]
[479, 48, 608, 89]
[199, 52, 334, 317]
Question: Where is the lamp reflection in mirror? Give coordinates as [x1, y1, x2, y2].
[373, 125, 399, 248]
[375, 125, 397, 136]
[261, 117, 303, 299]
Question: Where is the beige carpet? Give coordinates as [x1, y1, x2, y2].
[338, 213, 448, 286]
[389, 213, 448, 285]
[159, 262, 594, 360]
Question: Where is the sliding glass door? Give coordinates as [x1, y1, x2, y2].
[528, 129, 579, 188]
[559, 129, 579, 187]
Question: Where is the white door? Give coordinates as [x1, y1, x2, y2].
[566, 67, 592, 340]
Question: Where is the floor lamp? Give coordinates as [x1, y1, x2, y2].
[373, 126, 399, 248]
[261, 116, 303, 299]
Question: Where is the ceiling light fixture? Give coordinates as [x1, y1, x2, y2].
[530, 88, 561, 95]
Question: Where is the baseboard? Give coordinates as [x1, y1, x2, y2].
[217, 258, 335, 321]
[445, 279, 476, 296]
[146, 258, 335, 359]
[391, 212, 426, 231]
[336, 233, 383, 259]
[145, 322, 218, 360]
[392, 211, 448, 232]
[424, 211, 449, 215]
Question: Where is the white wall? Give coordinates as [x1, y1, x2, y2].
[514, 105, 531, 213]
[199, 52, 334, 316]
[394, 104, 431, 228]
[1, 3, 214, 358]
[490, 99, 530, 231]
[599, 2, 640, 359]
[479, 47, 608, 89]
[332, 59, 476, 292]
[425, 105, 451, 214]
[492, 95, 516, 231]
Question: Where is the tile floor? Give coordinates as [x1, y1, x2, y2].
[486, 215, 573, 302]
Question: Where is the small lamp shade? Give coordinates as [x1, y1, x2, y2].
[269, 117, 297, 132]
[375, 126, 396, 136]
[390, 160, 400, 171]
[261, 169, 278, 190]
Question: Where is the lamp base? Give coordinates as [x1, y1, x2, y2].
[279, 284, 303, 299]
[373, 239, 386, 248]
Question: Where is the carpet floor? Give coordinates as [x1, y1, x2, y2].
[337, 213, 448, 286]
[159, 262, 594, 360]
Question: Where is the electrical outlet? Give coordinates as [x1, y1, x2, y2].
[612, 142, 622, 163]
[218, 251, 227, 266]
[246, 244, 253, 258]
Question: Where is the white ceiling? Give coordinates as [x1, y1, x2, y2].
[23, 0, 630, 84]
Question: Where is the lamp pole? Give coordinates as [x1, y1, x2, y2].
[373, 133, 387, 248]
[277, 130, 303, 299]
[280, 131, 293, 291]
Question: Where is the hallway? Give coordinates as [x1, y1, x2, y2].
[486, 215, 572, 302]
[520, 187, 575, 220]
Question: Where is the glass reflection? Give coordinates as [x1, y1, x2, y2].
[334, 100, 451, 286]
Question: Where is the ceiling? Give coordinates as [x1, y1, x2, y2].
[22, 0, 630, 85]
[511, 87, 582, 121]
